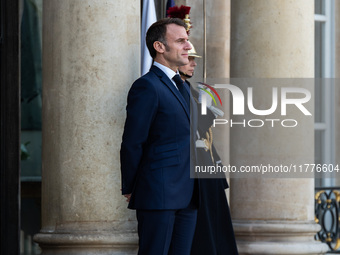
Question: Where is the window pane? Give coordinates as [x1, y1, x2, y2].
[315, 0, 325, 15]
[315, 130, 324, 165]
[315, 21, 323, 78]
[21, 0, 42, 178]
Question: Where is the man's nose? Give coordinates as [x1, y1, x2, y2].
[185, 41, 192, 50]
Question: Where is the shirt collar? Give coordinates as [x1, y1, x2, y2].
[153, 62, 179, 81]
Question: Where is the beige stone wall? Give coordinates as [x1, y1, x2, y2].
[181, 0, 230, 80]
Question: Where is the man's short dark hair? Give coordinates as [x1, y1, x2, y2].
[146, 18, 187, 59]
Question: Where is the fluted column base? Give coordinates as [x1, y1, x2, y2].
[234, 221, 329, 255]
[34, 232, 138, 255]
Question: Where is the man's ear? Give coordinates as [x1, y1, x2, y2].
[153, 41, 165, 54]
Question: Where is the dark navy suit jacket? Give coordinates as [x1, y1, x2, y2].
[120, 65, 195, 210]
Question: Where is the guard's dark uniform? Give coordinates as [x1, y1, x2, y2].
[190, 85, 239, 255]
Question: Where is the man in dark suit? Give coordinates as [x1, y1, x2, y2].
[120, 18, 197, 255]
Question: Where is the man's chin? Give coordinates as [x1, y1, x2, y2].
[180, 58, 190, 66]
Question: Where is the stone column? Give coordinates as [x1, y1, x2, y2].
[34, 1, 140, 254]
[230, 0, 328, 254]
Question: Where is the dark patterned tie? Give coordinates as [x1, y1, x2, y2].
[172, 74, 190, 107]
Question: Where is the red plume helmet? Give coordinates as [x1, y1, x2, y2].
[166, 5, 192, 34]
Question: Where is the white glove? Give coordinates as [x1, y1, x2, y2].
[208, 105, 224, 117]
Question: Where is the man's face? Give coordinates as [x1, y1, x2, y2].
[162, 24, 192, 71]
[178, 57, 197, 78]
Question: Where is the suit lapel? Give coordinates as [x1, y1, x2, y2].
[150, 66, 190, 119]
[186, 81, 198, 137]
